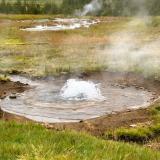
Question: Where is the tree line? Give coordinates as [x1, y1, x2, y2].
[0, 0, 159, 16]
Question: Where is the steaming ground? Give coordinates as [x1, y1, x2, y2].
[97, 17, 160, 79]
[0, 15, 160, 78]
[75, 0, 102, 16]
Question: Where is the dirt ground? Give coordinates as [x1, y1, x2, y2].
[0, 72, 160, 137]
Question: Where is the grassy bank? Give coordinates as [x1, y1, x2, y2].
[0, 120, 159, 160]
[104, 103, 160, 149]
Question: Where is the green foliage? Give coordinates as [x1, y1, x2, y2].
[0, 0, 160, 15]
[0, 120, 160, 160]
[0, 0, 59, 14]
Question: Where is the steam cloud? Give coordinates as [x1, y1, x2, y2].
[75, 0, 102, 16]
[98, 16, 160, 79]
[81, 0, 158, 79]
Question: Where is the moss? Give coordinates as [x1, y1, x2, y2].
[113, 127, 153, 144]
[0, 75, 10, 82]
[151, 124, 160, 135]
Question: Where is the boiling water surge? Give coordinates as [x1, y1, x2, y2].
[60, 79, 105, 101]
[0, 75, 154, 123]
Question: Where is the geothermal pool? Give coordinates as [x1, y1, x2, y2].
[0, 73, 157, 123]
[21, 18, 99, 31]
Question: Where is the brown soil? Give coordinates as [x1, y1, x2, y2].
[49, 108, 152, 137]
[1, 72, 160, 137]
[0, 80, 28, 99]
[0, 79, 29, 122]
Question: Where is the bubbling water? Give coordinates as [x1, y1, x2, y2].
[21, 18, 99, 32]
[60, 79, 105, 101]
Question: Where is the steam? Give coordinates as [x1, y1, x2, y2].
[101, 17, 160, 79]
[75, 0, 102, 16]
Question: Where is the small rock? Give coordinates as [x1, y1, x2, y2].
[120, 86, 125, 89]
[79, 120, 84, 123]
[126, 109, 131, 112]
[61, 72, 68, 75]
[0, 96, 6, 99]
[130, 124, 137, 128]
[135, 86, 139, 89]
[9, 94, 17, 99]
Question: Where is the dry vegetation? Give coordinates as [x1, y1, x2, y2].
[0, 15, 130, 77]
[0, 15, 160, 78]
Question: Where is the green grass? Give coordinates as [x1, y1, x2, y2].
[105, 104, 160, 145]
[0, 14, 65, 20]
[0, 120, 160, 160]
[106, 127, 153, 144]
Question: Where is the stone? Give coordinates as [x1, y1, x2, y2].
[130, 124, 137, 128]
[9, 94, 17, 99]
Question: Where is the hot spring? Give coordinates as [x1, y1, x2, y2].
[21, 18, 99, 31]
[1, 72, 159, 123]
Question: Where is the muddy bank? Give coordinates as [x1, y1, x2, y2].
[0, 79, 28, 99]
[48, 107, 152, 136]
[0, 79, 29, 121]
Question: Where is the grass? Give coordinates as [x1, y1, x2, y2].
[0, 15, 136, 77]
[0, 15, 159, 77]
[106, 127, 154, 144]
[0, 14, 61, 20]
[0, 120, 160, 160]
[105, 104, 160, 145]
[0, 74, 10, 81]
